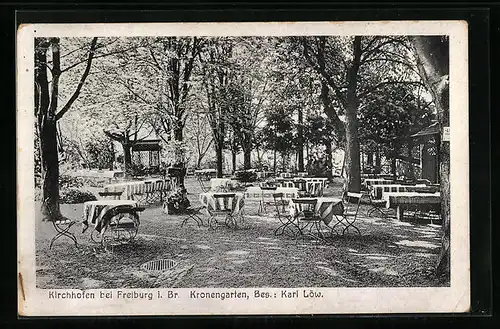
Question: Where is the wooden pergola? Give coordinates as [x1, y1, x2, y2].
[131, 139, 161, 173]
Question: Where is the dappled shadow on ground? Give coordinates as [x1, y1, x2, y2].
[35, 177, 448, 289]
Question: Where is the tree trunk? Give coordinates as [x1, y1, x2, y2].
[325, 140, 333, 182]
[243, 149, 251, 170]
[123, 142, 132, 178]
[232, 149, 237, 173]
[297, 108, 304, 172]
[344, 36, 362, 192]
[40, 118, 61, 220]
[215, 143, 223, 178]
[412, 36, 450, 277]
[174, 125, 185, 185]
[35, 38, 64, 221]
[273, 149, 277, 173]
[196, 156, 202, 169]
[375, 151, 381, 174]
[391, 157, 397, 179]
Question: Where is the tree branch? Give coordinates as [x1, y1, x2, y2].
[55, 37, 98, 121]
[358, 80, 426, 99]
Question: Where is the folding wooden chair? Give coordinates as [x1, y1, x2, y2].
[49, 219, 78, 249]
[44, 200, 78, 249]
[198, 176, 210, 192]
[340, 192, 363, 235]
[180, 206, 207, 228]
[146, 180, 164, 204]
[208, 193, 236, 229]
[362, 185, 390, 218]
[90, 205, 144, 246]
[273, 193, 297, 237]
[291, 198, 327, 243]
[259, 186, 278, 213]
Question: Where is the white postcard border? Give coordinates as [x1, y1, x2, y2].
[17, 21, 470, 316]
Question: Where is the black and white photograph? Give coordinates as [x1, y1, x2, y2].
[17, 21, 469, 315]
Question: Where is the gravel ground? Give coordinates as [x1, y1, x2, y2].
[35, 177, 449, 289]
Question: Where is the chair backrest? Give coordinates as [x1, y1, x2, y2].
[155, 180, 164, 191]
[144, 181, 154, 193]
[344, 192, 362, 217]
[213, 193, 236, 211]
[293, 179, 306, 191]
[292, 198, 318, 216]
[272, 193, 286, 215]
[198, 176, 209, 192]
[307, 182, 323, 197]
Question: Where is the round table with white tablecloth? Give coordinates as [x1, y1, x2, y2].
[82, 199, 137, 233]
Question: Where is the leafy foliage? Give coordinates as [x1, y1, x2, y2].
[357, 84, 434, 158]
[60, 189, 97, 204]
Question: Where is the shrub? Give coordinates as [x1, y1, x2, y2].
[165, 186, 190, 214]
[234, 170, 257, 183]
[60, 189, 97, 204]
[59, 174, 84, 189]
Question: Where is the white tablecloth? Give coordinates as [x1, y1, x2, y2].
[384, 192, 441, 208]
[199, 192, 245, 216]
[82, 200, 137, 233]
[244, 187, 299, 200]
[104, 179, 170, 200]
[289, 197, 343, 226]
[372, 184, 436, 199]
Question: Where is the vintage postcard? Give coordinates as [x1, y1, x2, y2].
[17, 21, 469, 315]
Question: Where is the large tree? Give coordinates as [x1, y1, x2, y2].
[357, 83, 434, 178]
[200, 37, 234, 178]
[299, 36, 423, 191]
[110, 37, 205, 184]
[35, 37, 98, 220]
[411, 36, 450, 277]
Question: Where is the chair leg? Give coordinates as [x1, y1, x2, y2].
[49, 222, 78, 249]
[342, 216, 361, 236]
[329, 215, 347, 235]
[208, 216, 218, 230]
